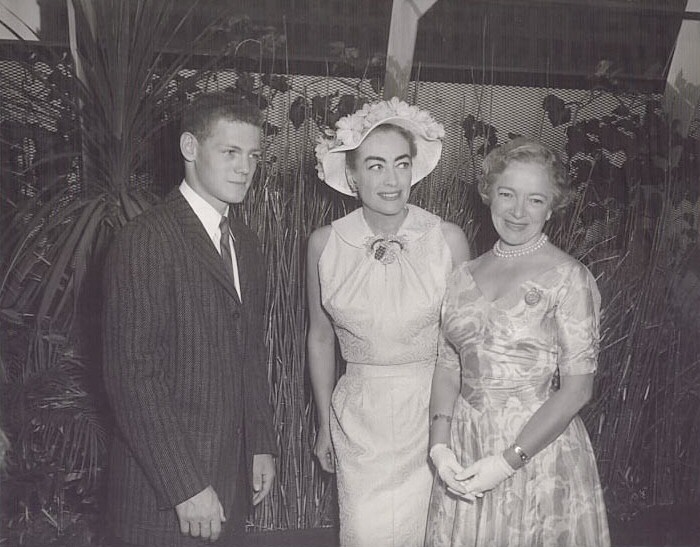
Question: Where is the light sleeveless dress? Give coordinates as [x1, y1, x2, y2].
[318, 205, 453, 547]
[425, 260, 611, 547]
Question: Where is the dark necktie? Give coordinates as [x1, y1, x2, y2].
[219, 215, 235, 280]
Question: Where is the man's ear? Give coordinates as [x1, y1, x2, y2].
[180, 132, 197, 162]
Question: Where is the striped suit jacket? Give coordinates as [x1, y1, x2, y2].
[103, 188, 276, 546]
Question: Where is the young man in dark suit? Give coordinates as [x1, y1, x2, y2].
[103, 93, 276, 546]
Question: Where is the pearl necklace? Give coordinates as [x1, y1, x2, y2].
[493, 233, 548, 258]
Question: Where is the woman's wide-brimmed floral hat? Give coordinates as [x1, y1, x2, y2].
[314, 97, 445, 196]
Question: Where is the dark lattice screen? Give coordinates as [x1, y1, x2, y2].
[0, 56, 80, 209]
[188, 70, 658, 181]
[2, 54, 696, 229]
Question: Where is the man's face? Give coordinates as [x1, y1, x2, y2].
[183, 119, 262, 213]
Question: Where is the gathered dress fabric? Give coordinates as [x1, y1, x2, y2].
[318, 205, 453, 547]
[425, 259, 611, 547]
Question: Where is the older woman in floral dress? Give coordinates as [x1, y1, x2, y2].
[426, 138, 610, 546]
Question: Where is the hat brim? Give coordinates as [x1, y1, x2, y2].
[321, 117, 443, 196]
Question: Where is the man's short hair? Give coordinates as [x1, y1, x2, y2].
[181, 92, 264, 141]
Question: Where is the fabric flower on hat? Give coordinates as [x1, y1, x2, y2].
[314, 139, 332, 181]
[314, 97, 444, 167]
[314, 97, 445, 195]
[335, 109, 367, 147]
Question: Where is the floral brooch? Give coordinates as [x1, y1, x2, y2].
[364, 235, 407, 265]
[524, 287, 542, 306]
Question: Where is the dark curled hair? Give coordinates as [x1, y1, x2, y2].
[181, 92, 263, 141]
[346, 123, 418, 171]
[479, 137, 573, 212]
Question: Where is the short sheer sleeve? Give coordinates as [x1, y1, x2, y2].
[555, 263, 601, 376]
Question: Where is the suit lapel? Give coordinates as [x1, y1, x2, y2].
[166, 190, 241, 305]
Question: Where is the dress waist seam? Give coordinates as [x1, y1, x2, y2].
[345, 359, 435, 377]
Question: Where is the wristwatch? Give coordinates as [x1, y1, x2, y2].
[512, 444, 530, 464]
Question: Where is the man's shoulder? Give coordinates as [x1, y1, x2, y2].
[110, 197, 183, 258]
[120, 192, 180, 233]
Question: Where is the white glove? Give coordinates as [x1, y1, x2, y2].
[456, 453, 515, 495]
[429, 444, 460, 480]
[429, 444, 477, 501]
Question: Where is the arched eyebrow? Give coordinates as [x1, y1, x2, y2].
[362, 153, 412, 164]
[362, 156, 386, 164]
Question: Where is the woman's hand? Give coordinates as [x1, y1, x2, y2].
[430, 444, 478, 501]
[456, 453, 515, 495]
[314, 425, 336, 473]
[252, 454, 276, 505]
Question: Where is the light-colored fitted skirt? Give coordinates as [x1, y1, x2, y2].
[331, 360, 435, 547]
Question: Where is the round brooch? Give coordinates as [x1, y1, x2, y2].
[524, 287, 542, 306]
[365, 235, 407, 265]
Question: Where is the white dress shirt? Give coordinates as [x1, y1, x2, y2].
[179, 180, 242, 301]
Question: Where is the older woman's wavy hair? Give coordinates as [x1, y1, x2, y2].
[479, 137, 573, 213]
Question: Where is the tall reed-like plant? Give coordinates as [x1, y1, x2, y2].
[237, 118, 352, 530]
[542, 93, 700, 514]
[240, 81, 700, 530]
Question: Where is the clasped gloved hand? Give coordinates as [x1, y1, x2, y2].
[429, 444, 478, 501]
[456, 453, 515, 496]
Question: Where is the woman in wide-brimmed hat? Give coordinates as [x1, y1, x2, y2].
[307, 97, 470, 547]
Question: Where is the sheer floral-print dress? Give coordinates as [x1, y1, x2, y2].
[425, 259, 610, 547]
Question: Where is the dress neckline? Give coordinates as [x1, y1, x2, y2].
[332, 205, 440, 249]
[358, 206, 411, 238]
[462, 260, 571, 304]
